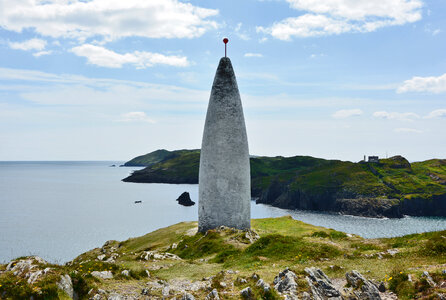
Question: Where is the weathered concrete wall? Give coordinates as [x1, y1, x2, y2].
[198, 57, 251, 232]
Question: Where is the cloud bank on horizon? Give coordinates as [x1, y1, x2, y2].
[0, 0, 445, 161]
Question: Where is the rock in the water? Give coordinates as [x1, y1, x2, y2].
[91, 271, 113, 279]
[205, 288, 220, 300]
[57, 274, 74, 299]
[345, 270, 381, 300]
[273, 268, 298, 299]
[240, 287, 254, 299]
[305, 267, 342, 299]
[177, 192, 195, 206]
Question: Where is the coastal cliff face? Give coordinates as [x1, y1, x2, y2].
[122, 150, 446, 218]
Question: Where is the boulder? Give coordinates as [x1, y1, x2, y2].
[91, 271, 113, 280]
[273, 268, 298, 299]
[345, 270, 381, 300]
[107, 293, 124, 300]
[422, 271, 437, 287]
[57, 274, 74, 299]
[139, 250, 182, 261]
[176, 192, 195, 206]
[240, 287, 254, 299]
[256, 278, 271, 293]
[182, 292, 195, 300]
[205, 288, 220, 300]
[305, 267, 341, 299]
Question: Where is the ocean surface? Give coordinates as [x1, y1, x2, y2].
[1, 161, 446, 264]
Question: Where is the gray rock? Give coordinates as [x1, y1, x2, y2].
[274, 268, 298, 298]
[97, 254, 106, 261]
[236, 277, 248, 284]
[256, 279, 271, 293]
[198, 57, 251, 232]
[162, 285, 170, 296]
[305, 267, 341, 299]
[301, 292, 311, 300]
[422, 271, 437, 287]
[205, 288, 220, 300]
[240, 287, 254, 299]
[345, 270, 381, 300]
[121, 270, 130, 277]
[378, 281, 386, 292]
[181, 293, 195, 300]
[107, 293, 124, 300]
[140, 250, 181, 261]
[91, 271, 113, 279]
[57, 274, 74, 299]
[141, 288, 149, 295]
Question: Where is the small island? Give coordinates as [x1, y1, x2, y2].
[176, 192, 195, 206]
[122, 149, 446, 218]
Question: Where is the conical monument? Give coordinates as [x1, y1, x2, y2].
[198, 38, 251, 232]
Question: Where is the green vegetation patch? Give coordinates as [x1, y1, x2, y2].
[173, 231, 238, 260]
[244, 234, 342, 261]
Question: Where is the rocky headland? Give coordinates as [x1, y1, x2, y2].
[2, 216, 446, 299]
[122, 149, 446, 218]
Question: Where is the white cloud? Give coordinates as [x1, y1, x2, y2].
[425, 109, 446, 119]
[373, 111, 419, 121]
[119, 112, 155, 123]
[8, 38, 47, 51]
[71, 44, 189, 68]
[0, 0, 218, 41]
[0, 67, 209, 108]
[332, 108, 363, 118]
[244, 53, 263, 58]
[235, 23, 250, 40]
[33, 50, 53, 57]
[257, 0, 423, 40]
[397, 73, 446, 93]
[394, 127, 422, 133]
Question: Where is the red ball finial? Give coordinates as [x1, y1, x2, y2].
[223, 38, 229, 44]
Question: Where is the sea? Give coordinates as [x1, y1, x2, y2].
[1, 161, 446, 264]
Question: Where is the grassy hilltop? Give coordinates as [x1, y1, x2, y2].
[2, 216, 446, 299]
[122, 149, 446, 218]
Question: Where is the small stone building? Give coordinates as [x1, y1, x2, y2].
[368, 156, 379, 163]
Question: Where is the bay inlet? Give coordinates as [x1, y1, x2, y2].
[1, 161, 446, 263]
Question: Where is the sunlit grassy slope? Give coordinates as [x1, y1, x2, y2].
[3, 216, 446, 299]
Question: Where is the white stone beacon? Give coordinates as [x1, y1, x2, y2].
[198, 39, 251, 232]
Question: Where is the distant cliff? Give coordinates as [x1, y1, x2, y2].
[122, 150, 446, 218]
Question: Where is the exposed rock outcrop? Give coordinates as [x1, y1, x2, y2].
[305, 267, 342, 299]
[273, 268, 298, 299]
[57, 274, 74, 299]
[343, 270, 381, 300]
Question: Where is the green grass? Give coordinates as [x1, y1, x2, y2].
[3, 216, 446, 299]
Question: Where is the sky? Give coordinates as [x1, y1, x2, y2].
[0, 0, 445, 162]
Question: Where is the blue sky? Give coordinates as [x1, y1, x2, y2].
[0, 0, 445, 161]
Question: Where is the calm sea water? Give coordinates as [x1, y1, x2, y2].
[1, 161, 446, 264]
